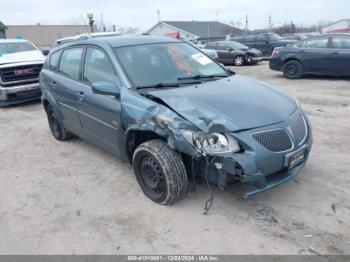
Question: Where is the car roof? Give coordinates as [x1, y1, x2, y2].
[305, 33, 350, 39]
[54, 34, 180, 50]
[0, 39, 30, 43]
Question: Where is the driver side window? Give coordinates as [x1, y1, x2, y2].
[83, 47, 120, 85]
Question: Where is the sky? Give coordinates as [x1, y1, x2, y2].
[1, 0, 349, 31]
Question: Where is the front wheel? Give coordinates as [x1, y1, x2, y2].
[133, 139, 188, 205]
[283, 60, 303, 79]
[233, 55, 245, 66]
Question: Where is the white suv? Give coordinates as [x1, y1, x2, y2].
[0, 39, 45, 106]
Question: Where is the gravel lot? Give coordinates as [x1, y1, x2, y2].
[0, 61, 349, 255]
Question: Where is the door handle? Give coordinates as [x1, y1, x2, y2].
[77, 91, 86, 101]
[332, 51, 339, 55]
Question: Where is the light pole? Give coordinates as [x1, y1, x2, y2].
[87, 13, 94, 33]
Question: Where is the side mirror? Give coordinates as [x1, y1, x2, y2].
[227, 47, 233, 52]
[92, 81, 120, 98]
[42, 50, 50, 56]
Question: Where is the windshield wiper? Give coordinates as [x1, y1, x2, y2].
[177, 74, 228, 80]
[136, 80, 201, 90]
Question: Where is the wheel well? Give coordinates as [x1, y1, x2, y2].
[126, 130, 165, 161]
[284, 58, 302, 66]
[43, 99, 49, 112]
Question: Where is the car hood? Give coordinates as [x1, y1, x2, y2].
[0, 50, 45, 65]
[148, 75, 297, 132]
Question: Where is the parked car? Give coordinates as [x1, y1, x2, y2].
[205, 41, 262, 66]
[0, 39, 45, 106]
[226, 32, 297, 56]
[40, 35, 312, 205]
[282, 34, 309, 41]
[185, 41, 219, 61]
[270, 34, 350, 79]
[282, 33, 320, 41]
[200, 48, 219, 61]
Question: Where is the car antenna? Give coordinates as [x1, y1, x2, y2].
[202, 158, 214, 215]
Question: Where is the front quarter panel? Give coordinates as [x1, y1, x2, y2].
[119, 87, 200, 161]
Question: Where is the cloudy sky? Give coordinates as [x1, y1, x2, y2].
[1, 0, 349, 31]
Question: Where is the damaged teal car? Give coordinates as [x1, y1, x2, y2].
[39, 35, 312, 205]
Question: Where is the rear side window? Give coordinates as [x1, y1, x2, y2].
[245, 35, 256, 42]
[83, 47, 118, 84]
[332, 37, 350, 49]
[49, 51, 61, 71]
[303, 38, 329, 49]
[206, 44, 217, 49]
[58, 47, 83, 80]
[256, 34, 267, 41]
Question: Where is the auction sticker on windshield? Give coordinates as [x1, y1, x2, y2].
[191, 53, 212, 65]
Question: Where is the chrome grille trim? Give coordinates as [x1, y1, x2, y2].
[297, 115, 308, 146]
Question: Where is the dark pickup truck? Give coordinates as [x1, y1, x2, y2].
[226, 32, 296, 56]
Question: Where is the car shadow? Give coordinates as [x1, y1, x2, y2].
[274, 73, 350, 81]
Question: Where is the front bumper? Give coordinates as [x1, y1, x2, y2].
[0, 82, 41, 106]
[201, 109, 313, 198]
[246, 56, 263, 64]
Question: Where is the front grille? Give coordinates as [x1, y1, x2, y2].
[289, 113, 307, 145]
[252, 129, 293, 152]
[0, 64, 42, 83]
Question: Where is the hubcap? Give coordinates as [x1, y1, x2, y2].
[235, 56, 244, 66]
[140, 156, 165, 197]
[287, 64, 298, 76]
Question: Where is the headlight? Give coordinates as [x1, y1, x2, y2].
[181, 130, 240, 155]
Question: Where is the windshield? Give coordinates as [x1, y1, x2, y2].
[114, 42, 228, 87]
[267, 33, 283, 41]
[229, 41, 249, 50]
[0, 42, 37, 55]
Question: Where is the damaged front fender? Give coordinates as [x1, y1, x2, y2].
[120, 88, 200, 161]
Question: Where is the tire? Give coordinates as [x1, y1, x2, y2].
[233, 55, 245, 66]
[283, 60, 303, 79]
[46, 104, 72, 141]
[133, 139, 188, 205]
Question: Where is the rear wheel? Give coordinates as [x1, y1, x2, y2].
[46, 104, 72, 141]
[233, 55, 245, 66]
[133, 139, 188, 205]
[283, 60, 303, 79]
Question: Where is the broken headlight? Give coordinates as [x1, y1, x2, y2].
[182, 130, 240, 155]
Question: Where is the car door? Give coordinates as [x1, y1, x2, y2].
[299, 37, 331, 75]
[244, 35, 257, 50]
[53, 47, 84, 135]
[255, 34, 270, 55]
[330, 36, 350, 76]
[77, 46, 122, 156]
[217, 43, 234, 64]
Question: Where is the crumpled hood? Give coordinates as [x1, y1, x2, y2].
[0, 50, 45, 65]
[246, 48, 263, 56]
[148, 75, 297, 132]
